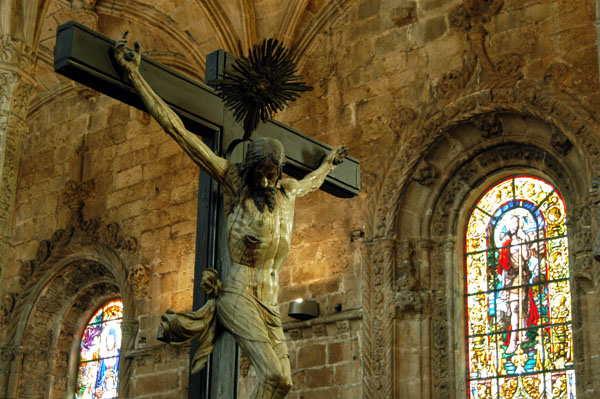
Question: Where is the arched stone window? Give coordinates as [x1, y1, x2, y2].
[465, 175, 576, 398]
[74, 298, 124, 399]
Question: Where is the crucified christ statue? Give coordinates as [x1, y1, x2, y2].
[114, 33, 347, 399]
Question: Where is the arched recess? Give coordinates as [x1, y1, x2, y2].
[0, 226, 140, 398]
[364, 88, 600, 399]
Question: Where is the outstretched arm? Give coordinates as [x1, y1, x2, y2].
[113, 33, 231, 190]
[284, 146, 348, 198]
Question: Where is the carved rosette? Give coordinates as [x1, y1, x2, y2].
[410, 159, 440, 187]
[471, 112, 503, 138]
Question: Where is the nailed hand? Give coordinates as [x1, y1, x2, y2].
[114, 31, 141, 75]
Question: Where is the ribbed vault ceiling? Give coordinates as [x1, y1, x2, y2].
[27, 0, 355, 109]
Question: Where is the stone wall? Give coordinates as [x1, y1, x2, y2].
[2, 0, 600, 398]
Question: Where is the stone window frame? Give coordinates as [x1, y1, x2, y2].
[71, 296, 125, 399]
[0, 240, 138, 399]
[364, 89, 600, 399]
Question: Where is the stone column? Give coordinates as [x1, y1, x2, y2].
[0, 35, 35, 278]
[120, 318, 139, 398]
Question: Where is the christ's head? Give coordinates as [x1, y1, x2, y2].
[508, 215, 520, 235]
[243, 137, 285, 188]
[236, 137, 286, 212]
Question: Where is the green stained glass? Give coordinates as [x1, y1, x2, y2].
[75, 298, 122, 399]
[465, 176, 576, 399]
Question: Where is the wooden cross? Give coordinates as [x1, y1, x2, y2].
[54, 21, 360, 399]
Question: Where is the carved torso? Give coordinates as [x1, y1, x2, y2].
[222, 167, 296, 306]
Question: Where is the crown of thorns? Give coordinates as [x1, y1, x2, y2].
[212, 39, 312, 140]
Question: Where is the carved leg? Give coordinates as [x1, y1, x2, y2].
[237, 338, 292, 399]
[273, 341, 292, 399]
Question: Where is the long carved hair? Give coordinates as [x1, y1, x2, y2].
[233, 137, 287, 213]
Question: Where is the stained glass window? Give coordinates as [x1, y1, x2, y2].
[465, 176, 576, 399]
[75, 298, 123, 399]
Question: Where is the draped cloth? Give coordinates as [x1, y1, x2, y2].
[156, 268, 221, 374]
[156, 268, 286, 374]
[498, 239, 540, 331]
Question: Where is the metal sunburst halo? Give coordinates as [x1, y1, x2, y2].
[212, 38, 313, 141]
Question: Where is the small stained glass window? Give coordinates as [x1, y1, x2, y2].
[75, 298, 123, 399]
[465, 176, 576, 398]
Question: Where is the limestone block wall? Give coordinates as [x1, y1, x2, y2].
[2, 0, 600, 398]
[2, 89, 199, 397]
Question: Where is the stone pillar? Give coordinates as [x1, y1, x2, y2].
[0, 35, 35, 278]
[0, 345, 24, 398]
[120, 318, 139, 398]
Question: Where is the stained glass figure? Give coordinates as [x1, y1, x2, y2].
[75, 298, 123, 399]
[465, 176, 576, 398]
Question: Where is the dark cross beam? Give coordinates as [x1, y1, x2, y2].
[54, 21, 360, 198]
[54, 21, 360, 399]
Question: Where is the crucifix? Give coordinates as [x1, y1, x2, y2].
[54, 21, 359, 399]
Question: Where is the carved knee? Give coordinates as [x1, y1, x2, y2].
[264, 372, 284, 388]
[279, 379, 292, 395]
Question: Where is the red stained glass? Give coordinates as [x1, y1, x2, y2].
[465, 176, 576, 398]
[75, 298, 122, 399]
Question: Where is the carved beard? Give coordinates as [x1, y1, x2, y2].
[247, 184, 277, 213]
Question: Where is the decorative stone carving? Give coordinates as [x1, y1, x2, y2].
[411, 159, 439, 187]
[63, 179, 95, 223]
[449, 0, 503, 33]
[394, 240, 427, 315]
[18, 260, 35, 287]
[435, 55, 476, 98]
[17, 181, 139, 291]
[544, 62, 573, 89]
[471, 112, 503, 138]
[389, 107, 416, 135]
[127, 264, 151, 297]
[363, 238, 395, 398]
[590, 177, 600, 262]
[0, 293, 16, 327]
[71, 0, 99, 29]
[550, 127, 572, 156]
[494, 53, 523, 80]
[0, 36, 33, 70]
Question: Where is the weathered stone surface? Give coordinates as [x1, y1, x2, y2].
[3, 0, 600, 398]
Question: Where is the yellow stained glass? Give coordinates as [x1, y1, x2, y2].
[465, 176, 576, 399]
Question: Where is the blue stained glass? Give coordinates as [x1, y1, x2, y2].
[465, 176, 576, 398]
[75, 299, 122, 399]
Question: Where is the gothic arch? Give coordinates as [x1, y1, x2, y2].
[0, 177, 142, 398]
[364, 88, 600, 399]
[0, 239, 138, 398]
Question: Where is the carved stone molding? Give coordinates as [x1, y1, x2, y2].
[0, 293, 16, 327]
[367, 80, 600, 397]
[71, 0, 99, 30]
[15, 180, 139, 296]
[438, 0, 529, 101]
[372, 87, 600, 240]
[0, 36, 34, 72]
[362, 238, 395, 399]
